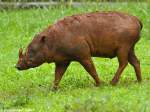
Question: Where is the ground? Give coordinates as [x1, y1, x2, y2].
[0, 2, 150, 112]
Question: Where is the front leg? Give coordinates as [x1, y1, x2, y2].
[52, 61, 70, 90]
[79, 58, 101, 86]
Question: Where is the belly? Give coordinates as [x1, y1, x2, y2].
[92, 47, 117, 59]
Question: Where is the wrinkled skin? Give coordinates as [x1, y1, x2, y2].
[16, 35, 50, 70]
[16, 11, 143, 89]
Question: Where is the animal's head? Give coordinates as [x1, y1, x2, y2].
[16, 34, 50, 70]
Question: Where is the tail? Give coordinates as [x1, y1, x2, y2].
[131, 17, 143, 44]
[135, 18, 143, 43]
[137, 18, 143, 30]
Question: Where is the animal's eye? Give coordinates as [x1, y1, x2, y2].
[29, 48, 37, 59]
[29, 52, 34, 58]
[28, 50, 34, 58]
[31, 48, 36, 53]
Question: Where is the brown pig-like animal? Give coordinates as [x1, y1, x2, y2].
[16, 11, 143, 89]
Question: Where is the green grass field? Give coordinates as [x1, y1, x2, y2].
[0, 2, 150, 112]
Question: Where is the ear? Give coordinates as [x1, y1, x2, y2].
[19, 48, 23, 58]
[40, 36, 46, 43]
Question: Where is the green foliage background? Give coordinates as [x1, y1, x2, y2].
[0, 2, 150, 112]
[1, 0, 149, 2]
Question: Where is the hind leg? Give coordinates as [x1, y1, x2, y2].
[128, 50, 142, 82]
[111, 48, 129, 85]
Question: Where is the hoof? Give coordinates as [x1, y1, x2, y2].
[50, 86, 59, 92]
[95, 83, 101, 87]
[110, 80, 118, 86]
[95, 80, 104, 87]
[137, 79, 142, 83]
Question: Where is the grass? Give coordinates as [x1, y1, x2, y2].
[0, 2, 150, 112]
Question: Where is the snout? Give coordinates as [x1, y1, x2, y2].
[15, 63, 34, 70]
[15, 64, 22, 70]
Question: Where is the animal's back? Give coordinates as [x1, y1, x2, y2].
[52, 11, 142, 58]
